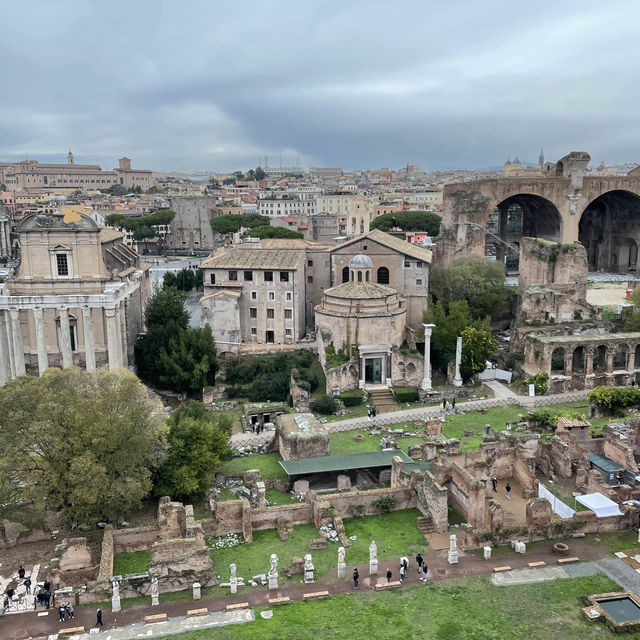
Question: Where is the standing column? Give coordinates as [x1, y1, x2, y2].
[453, 335, 463, 387]
[420, 323, 435, 391]
[82, 307, 96, 372]
[118, 301, 128, 368]
[0, 311, 13, 384]
[9, 309, 25, 376]
[105, 307, 122, 370]
[585, 349, 594, 376]
[606, 348, 615, 374]
[33, 308, 49, 375]
[58, 308, 73, 369]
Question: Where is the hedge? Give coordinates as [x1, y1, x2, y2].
[393, 386, 419, 403]
[340, 389, 365, 407]
[310, 395, 339, 415]
[588, 386, 640, 413]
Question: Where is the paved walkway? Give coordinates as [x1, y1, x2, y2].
[594, 556, 640, 596]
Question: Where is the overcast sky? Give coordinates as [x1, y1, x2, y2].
[1, 1, 639, 173]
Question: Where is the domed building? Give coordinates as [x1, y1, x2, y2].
[315, 255, 422, 391]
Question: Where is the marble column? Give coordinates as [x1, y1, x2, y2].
[453, 335, 463, 387]
[105, 307, 122, 370]
[606, 348, 614, 374]
[58, 308, 73, 369]
[119, 301, 128, 368]
[585, 349, 594, 376]
[9, 309, 25, 376]
[420, 323, 435, 391]
[33, 308, 49, 375]
[0, 311, 13, 384]
[82, 307, 96, 372]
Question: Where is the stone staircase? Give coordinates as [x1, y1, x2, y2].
[417, 514, 435, 536]
[368, 387, 398, 414]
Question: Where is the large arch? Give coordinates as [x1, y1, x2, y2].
[489, 194, 562, 271]
[579, 190, 640, 273]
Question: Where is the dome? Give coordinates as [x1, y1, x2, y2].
[349, 254, 373, 269]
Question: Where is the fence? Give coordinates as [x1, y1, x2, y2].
[227, 390, 591, 451]
[538, 482, 576, 519]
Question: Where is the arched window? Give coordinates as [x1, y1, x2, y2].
[342, 266, 349, 283]
[377, 266, 389, 284]
[366, 271, 369, 282]
[357, 271, 362, 282]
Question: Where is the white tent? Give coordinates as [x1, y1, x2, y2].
[575, 493, 623, 517]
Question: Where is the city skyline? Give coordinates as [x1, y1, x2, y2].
[1, 0, 639, 173]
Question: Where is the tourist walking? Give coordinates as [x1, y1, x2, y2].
[386, 568, 392, 583]
[18, 566, 25, 581]
[452, 397, 456, 411]
[58, 604, 66, 622]
[96, 608, 104, 629]
[6, 587, 14, 604]
[352, 568, 359, 589]
[416, 553, 423, 574]
[399, 563, 406, 582]
[65, 602, 74, 619]
[24, 576, 31, 594]
[443, 398, 447, 410]
[421, 564, 428, 582]
[506, 482, 511, 500]
[43, 590, 51, 609]
[491, 477, 497, 492]
[371, 407, 377, 418]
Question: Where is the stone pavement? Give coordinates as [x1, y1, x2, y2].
[491, 561, 601, 587]
[594, 556, 640, 596]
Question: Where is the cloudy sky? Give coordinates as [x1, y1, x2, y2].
[1, 0, 639, 173]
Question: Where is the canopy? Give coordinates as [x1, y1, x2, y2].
[279, 450, 412, 477]
[575, 492, 623, 517]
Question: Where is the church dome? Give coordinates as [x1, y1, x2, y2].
[349, 254, 373, 269]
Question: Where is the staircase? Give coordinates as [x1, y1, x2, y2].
[417, 514, 435, 536]
[368, 387, 398, 414]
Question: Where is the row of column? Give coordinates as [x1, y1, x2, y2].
[555, 345, 638, 377]
[0, 301, 128, 385]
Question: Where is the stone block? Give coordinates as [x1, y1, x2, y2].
[59, 537, 92, 571]
[226, 602, 249, 611]
[445, 439, 460, 456]
[378, 469, 392, 484]
[293, 479, 310, 496]
[192, 582, 201, 600]
[144, 613, 167, 624]
[187, 608, 208, 617]
[337, 474, 351, 490]
[424, 420, 442, 436]
[483, 546, 492, 560]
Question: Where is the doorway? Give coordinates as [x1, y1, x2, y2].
[265, 331, 274, 344]
[364, 357, 383, 384]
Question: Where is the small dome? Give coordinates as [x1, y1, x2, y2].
[349, 254, 373, 269]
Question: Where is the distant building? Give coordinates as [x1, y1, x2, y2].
[309, 167, 343, 179]
[166, 197, 219, 253]
[258, 193, 316, 217]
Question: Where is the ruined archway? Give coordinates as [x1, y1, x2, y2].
[551, 348, 566, 374]
[572, 346, 585, 372]
[579, 190, 640, 273]
[489, 194, 562, 271]
[593, 345, 607, 373]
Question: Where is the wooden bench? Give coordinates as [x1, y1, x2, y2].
[268, 596, 291, 605]
[59, 627, 85, 637]
[374, 580, 402, 590]
[492, 566, 512, 573]
[557, 556, 579, 565]
[144, 613, 167, 624]
[187, 608, 209, 617]
[528, 561, 546, 568]
[226, 602, 249, 611]
[303, 590, 330, 601]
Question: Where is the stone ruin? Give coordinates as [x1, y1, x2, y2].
[148, 498, 215, 592]
[276, 413, 330, 461]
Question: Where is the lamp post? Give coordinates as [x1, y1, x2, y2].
[420, 323, 436, 391]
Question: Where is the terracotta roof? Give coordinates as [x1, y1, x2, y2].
[201, 248, 304, 270]
[332, 229, 432, 262]
[323, 280, 398, 299]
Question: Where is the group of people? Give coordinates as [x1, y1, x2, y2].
[440, 398, 456, 412]
[490, 477, 512, 500]
[367, 407, 377, 421]
[2, 565, 41, 613]
[352, 553, 428, 588]
[251, 421, 266, 434]
[57, 602, 74, 622]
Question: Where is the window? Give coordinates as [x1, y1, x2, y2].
[264, 271, 273, 281]
[268, 292, 275, 300]
[342, 266, 349, 283]
[280, 271, 289, 282]
[363, 244, 368, 250]
[377, 266, 389, 284]
[56, 253, 69, 276]
[285, 309, 293, 319]
[357, 271, 362, 282]
[251, 327, 257, 336]
[416, 261, 423, 268]
[286, 292, 292, 301]
[244, 270, 253, 281]
[250, 307, 257, 318]
[308, 275, 313, 283]
[209, 273, 215, 285]
[285, 328, 292, 337]
[307, 259, 313, 267]
[228, 270, 237, 281]
[404, 260, 411, 268]
[267, 308, 274, 319]
[251, 291, 257, 300]
[416, 278, 423, 285]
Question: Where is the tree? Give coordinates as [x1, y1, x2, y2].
[210, 213, 271, 234]
[254, 167, 266, 181]
[102, 184, 128, 196]
[176, 268, 195, 291]
[195, 268, 204, 290]
[153, 402, 231, 501]
[206, 177, 221, 191]
[133, 225, 157, 241]
[0, 368, 166, 526]
[222, 177, 236, 185]
[250, 226, 303, 239]
[163, 271, 178, 289]
[370, 210, 441, 235]
[430, 257, 507, 320]
[460, 326, 499, 381]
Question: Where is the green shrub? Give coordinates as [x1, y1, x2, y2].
[297, 380, 311, 392]
[588, 386, 640, 413]
[393, 386, 419, 403]
[524, 372, 549, 396]
[310, 395, 339, 415]
[340, 389, 365, 407]
[372, 496, 397, 512]
[530, 407, 557, 428]
[325, 343, 350, 369]
[248, 372, 290, 402]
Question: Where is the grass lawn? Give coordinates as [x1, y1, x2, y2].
[218, 453, 288, 482]
[321, 402, 371, 422]
[206, 509, 426, 589]
[329, 429, 430, 456]
[265, 488, 295, 505]
[155, 572, 619, 640]
[600, 529, 640, 554]
[112, 551, 150, 577]
[218, 486, 239, 501]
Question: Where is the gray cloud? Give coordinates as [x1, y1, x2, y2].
[1, 0, 639, 172]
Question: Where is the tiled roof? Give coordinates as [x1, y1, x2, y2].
[323, 280, 398, 299]
[332, 229, 432, 262]
[201, 248, 304, 270]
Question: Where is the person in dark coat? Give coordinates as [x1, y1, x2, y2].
[352, 568, 359, 589]
[58, 604, 66, 622]
[386, 568, 392, 583]
[96, 608, 104, 628]
[18, 566, 25, 580]
[491, 477, 498, 492]
[6, 588, 14, 604]
[43, 590, 51, 609]
[416, 553, 423, 573]
[506, 482, 512, 500]
[24, 577, 31, 594]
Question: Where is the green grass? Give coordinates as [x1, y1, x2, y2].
[112, 551, 150, 577]
[265, 488, 295, 505]
[154, 572, 619, 640]
[218, 453, 288, 482]
[321, 402, 371, 422]
[329, 430, 428, 456]
[206, 509, 426, 589]
[600, 529, 640, 554]
[218, 486, 239, 501]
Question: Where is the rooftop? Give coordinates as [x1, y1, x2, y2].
[279, 450, 413, 476]
[587, 453, 625, 473]
[323, 280, 398, 300]
[200, 247, 305, 270]
[332, 229, 433, 262]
